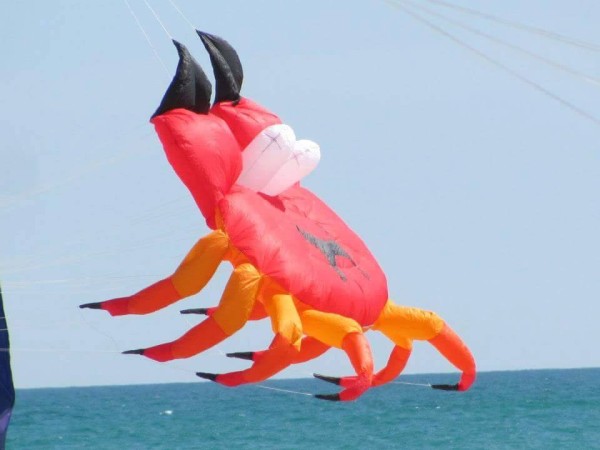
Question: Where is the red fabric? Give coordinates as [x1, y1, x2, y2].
[220, 186, 388, 325]
[101, 298, 130, 316]
[151, 109, 242, 229]
[210, 98, 281, 149]
[152, 97, 388, 326]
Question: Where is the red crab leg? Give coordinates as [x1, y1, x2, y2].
[80, 230, 229, 315]
[197, 290, 303, 386]
[123, 263, 262, 362]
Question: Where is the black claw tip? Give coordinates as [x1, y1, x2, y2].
[79, 302, 102, 309]
[314, 393, 341, 402]
[196, 372, 219, 381]
[152, 40, 212, 118]
[196, 30, 243, 104]
[313, 373, 341, 385]
[122, 349, 145, 355]
[431, 383, 459, 391]
[226, 352, 254, 361]
[180, 308, 209, 315]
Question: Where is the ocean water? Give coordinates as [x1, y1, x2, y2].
[9, 368, 600, 449]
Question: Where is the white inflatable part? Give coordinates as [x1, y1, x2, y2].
[236, 124, 297, 192]
[236, 124, 321, 195]
[261, 139, 320, 195]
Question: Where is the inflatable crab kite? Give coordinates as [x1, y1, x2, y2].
[81, 32, 476, 401]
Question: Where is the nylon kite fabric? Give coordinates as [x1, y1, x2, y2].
[81, 31, 476, 401]
[0, 286, 15, 448]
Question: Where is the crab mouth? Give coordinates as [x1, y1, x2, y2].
[235, 123, 320, 196]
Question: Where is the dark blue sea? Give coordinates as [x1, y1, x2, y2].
[9, 368, 600, 449]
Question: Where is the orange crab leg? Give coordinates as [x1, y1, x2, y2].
[80, 230, 229, 315]
[429, 324, 476, 391]
[226, 334, 329, 365]
[290, 336, 330, 364]
[328, 343, 412, 388]
[181, 300, 267, 321]
[199, 288, 303, 385]
[125, 262, 262, 362]
[302, 309, 373, 401]
[371, 344, 413, 387]
[372, 300, 476, 391]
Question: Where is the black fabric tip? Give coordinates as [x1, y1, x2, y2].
[314, 393, 341, 402]
[180, 308, 209, 315]
[151, 40, 212, 118]
[196, 30, 243, 104]
[226, 352, 254, 361]
[196, 372, 219, 382]
[122, 349, 145, 355]
[313, 373, 341, 385]
[79, 302, 102, 310]
[431, 383, 459, 391]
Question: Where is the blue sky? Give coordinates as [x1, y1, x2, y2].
[1, 0, 598, 388]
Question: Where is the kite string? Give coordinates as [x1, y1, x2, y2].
[167, 0, 196, 30]
[386, 0, 600, 128]
[123, 0, 170, 76]
[142, 0, 173, 40]
[423, 0, 600, 52]
[391, 381, 432, 387]
[254, 384, 313, 397]
[402, 0, 600, 87]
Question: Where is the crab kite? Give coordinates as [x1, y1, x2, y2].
[81, 32, 476, 401]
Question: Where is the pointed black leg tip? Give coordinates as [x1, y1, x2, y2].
[180, 308, 209, 315]
[314, 393, 341, 402]
[79, 302, 102, 310]
[431, 383, 459, 391]
[195, 30, 242, 104]
[313, 373, 341, 385]
[196, 372, 219, 382]
[151, 40, 212, 119]
[226, 352, 254, 361]
[122, 349, 145, 355]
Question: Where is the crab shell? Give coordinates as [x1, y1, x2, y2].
[150, 37, 388, 327]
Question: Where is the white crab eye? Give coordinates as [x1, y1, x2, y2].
[236, 124, 320, 195]
[260, 139, 320, 195]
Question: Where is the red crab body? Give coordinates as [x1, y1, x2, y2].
[220, 183, 388, 326]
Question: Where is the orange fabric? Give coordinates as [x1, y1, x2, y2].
[249, 302, 268, 321]
[170, 316, 229, 360]
[218, 334, 299, 386]
[217, 292, 303, 386]
[292, 337, 329, 364]
[212, 263, 262, 335]
[338, 332, 374, 401]
[142, 316, 229, 362]
[126, 278, 181, 315]
[372, 301, 445, 343]
[263, 293, 302, 351]
[300, 309, 362, 349]
[429, 323, 476, 391]
[147, 262, 262, 362]
[170, 230, 229, 297]
[372, 346, 412, 386]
